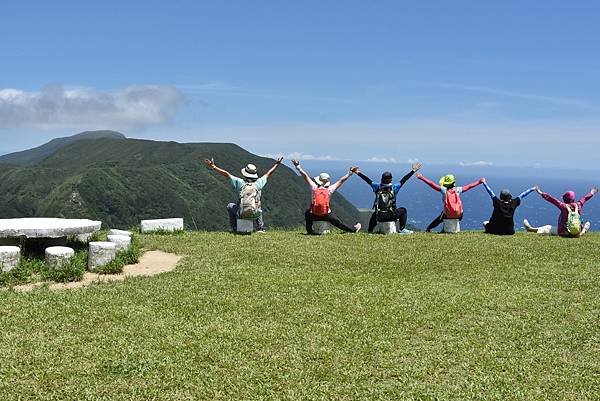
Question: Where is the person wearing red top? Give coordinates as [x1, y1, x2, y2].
[416, 172, 484, 232]
[524, 186, 598, 237]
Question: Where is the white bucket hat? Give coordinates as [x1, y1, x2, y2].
[314, 172, 331, 187]
[241, 164, 259, 179]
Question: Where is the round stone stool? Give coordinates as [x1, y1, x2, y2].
[45, 246, 75, 269]
[107, 234, 132, 251]
[0, 246, 20, 273]
[109, 229, 132, 237]
[88, 241, 117, 271]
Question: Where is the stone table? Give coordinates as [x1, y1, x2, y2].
[0, 218, 102, 251]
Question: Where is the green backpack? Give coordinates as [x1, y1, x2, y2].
[565, 204, 582, 236]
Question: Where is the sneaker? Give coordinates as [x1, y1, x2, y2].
[398, 228, 413, 235]
[353, 223, 362, 233]
[256, 229, 266, 234]
[523, 219, 535, 232]
[581, 221, 591, 235]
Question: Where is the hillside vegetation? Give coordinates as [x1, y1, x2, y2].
[1, 231, 598, 400]
[0, 134, 359, 230]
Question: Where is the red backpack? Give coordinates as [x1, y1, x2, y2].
[311, 187, 330, 217]
[444, 188, 463, 218]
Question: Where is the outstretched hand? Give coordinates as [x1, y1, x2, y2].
[291, 159, 300, 167]
[350, 166, 360, 174]
[203, 158, 215, 168]
[276, 156, 284, 164]
[480, 177, 486, 184]
[534, 185, 543, 195]
[592, 187, 598, 195]
[416, 172, 423, 179]
[411, 162, 422, 172]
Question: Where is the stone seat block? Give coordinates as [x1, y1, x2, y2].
[313, 221, 331, 235]
[88, 241, 117, 271]
[376, 221, 397, 234]
[140, 218, 184, 233]
[109, 229, 133, 237]
[45, 246, 75, 269]
[107, 234, 132, 251]
[0, 246, 20, 273]
[236, 219, 254, 234]
[442, 219, 461, 233]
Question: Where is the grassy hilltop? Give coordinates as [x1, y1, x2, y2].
[1, 231, 598, 400]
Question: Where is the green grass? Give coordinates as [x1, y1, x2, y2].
[0, 231, 598, 400]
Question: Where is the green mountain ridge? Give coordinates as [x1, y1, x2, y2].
[0, 135, 360, 230]
[0, 130, 126, 166]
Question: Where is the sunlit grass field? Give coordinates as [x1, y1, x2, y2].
[1, 231, 598, 400]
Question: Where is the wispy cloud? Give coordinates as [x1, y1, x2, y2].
[0, 85, 184, 130]
[459, 160, 494, 167]
[431, 83, 594, 109]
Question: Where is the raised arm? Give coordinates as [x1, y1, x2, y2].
[536, 186, 562, 208]
[204, 158, 232, 178]
[481, 178, 495, 198]
[461, 178, 484, 193]
[330, 169, 353, 192]
[264, 157, 284, 178]
[291, 159, 314, 187]
[416, 173, 441, 192]
[517, 187, 535, 200]
[579, 187, 598, 206]
[350, 166, 373, 186]
[399, 163, 422, 187]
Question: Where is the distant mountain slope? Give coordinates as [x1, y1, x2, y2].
[0, 136, 360, 230]
[0, 130, 126, 166]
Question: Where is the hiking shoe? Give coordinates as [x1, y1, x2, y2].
[398, 228, 413, 235]
[582, 221, 591, 235]
[353, 223, 362, 233]
[256, 229, 266, 234]
[523, 219, 534, 231]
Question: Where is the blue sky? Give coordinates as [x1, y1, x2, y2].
[1, 1, 599, 169]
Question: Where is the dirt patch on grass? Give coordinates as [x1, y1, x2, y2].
[12, 251, 182, 292]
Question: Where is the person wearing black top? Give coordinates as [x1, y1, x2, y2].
[350, 163, 421, 233]
[482, 179, 535, 235]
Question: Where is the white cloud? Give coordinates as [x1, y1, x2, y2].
[0, 85, 184, 130]
[362, 156, 398, 163]
[459, 161, 494, 167]
[261, 151, 337, 161]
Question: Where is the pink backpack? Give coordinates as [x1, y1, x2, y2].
[444, 188, 463, 218]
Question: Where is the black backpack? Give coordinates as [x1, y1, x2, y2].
[375, 186, 396, 222]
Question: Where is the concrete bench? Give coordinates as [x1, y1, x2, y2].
[45, 246, 75, 269]
[376, 221, 397, 234]
[140, 218, 184, 233]
[312, 221, 331, 235]
[107, 234, 132, 251]
[442, 219, 461, 233]
[0, 246, 20, 273]
[88, 241, 117, 271]
[236, 219, 254, 234]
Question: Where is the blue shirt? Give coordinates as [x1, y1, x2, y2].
[370, 182, 402, 195]
[230, 175, 268, 194]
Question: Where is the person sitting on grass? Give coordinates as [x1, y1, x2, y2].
[481, 178, 535, 235]
[292, 159, 361, 235]
[416, 172, 484, 232]
[350, 162, 422, 234]
[204, 157, 284, 233]
[523, 186, 598, 237]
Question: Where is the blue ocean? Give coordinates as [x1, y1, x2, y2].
[298, 161, 600, 232]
